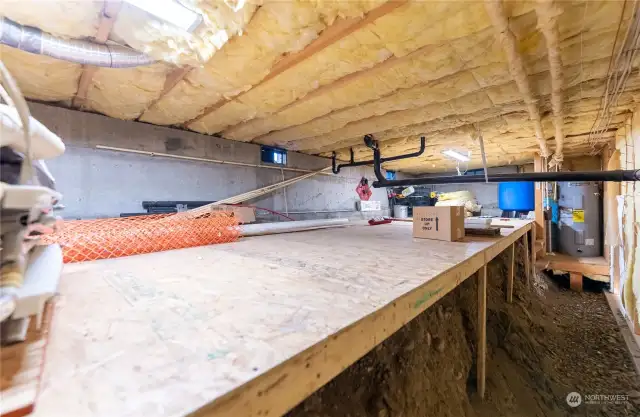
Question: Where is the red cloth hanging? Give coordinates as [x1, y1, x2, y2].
[356, 177, 372, 201]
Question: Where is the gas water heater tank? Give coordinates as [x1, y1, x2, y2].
[557, 181, 602, 257]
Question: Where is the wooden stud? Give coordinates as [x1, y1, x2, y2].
[612, 247, 621, 295]
[137, 65, 194, 118]
[477, 264, 487, 399]
[569, 272, 583, 292]
[533, 155, 546, 242]
[72, 1, 122, 108]
[523, 231, 530, 288]
[506, 243, 514, 303]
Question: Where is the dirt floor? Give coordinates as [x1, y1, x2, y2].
[287, 242, 640, 417]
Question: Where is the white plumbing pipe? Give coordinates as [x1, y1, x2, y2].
[239, 219, 349, 237]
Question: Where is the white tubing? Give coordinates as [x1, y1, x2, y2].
[239, 219, 349, 237]
[1, 104, 65, 159]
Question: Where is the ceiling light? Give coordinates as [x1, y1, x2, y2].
[125, 0, 203, 32]
[442, 149, 471, 162]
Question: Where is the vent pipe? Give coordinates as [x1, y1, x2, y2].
[0, 17, 154, 68]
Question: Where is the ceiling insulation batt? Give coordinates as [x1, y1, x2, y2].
[252, 1, 627, 148]
[139, 0, 386, 127]
[0, 0, 102, 38]
[112, 0, 257, 65]
[205, 2, 528, 140]
[84, 64, 172, 119]
[286, 55, 623, 153]
[0, 46, 81, 101]
[0, 1, 101, 102]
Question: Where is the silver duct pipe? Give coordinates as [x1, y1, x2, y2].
[0, 17, 155, 68]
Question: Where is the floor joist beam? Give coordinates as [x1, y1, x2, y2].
[72, 0, 122, 109]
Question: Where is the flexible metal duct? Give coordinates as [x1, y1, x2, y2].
[0, 17, 154, 68]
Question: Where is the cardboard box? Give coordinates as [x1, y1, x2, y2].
[413, 206, 465, 241]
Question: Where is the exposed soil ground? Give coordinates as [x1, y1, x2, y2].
[287, 242, 640, 417]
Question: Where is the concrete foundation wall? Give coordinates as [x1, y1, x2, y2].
[31, 103, 389, 220]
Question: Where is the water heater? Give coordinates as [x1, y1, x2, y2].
[557, 181, 602, 257]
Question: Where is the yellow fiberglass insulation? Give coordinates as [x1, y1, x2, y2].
[112, 1, 258, 66]
[195, 0, 510, 137]
[0, 0, 102, 39]
[0, 46, 81, 101]
[140, 0, 385, 127]
[190, 24, 394, 135]
[83, 63, 171, 120]
[251, 0, 623, 147]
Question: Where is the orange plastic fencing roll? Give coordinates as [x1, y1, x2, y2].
[44, 212, 240, 263]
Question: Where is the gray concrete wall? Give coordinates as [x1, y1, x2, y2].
[32, 103, 389, 220]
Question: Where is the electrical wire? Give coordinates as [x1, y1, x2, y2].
[588, 0, 640, 152]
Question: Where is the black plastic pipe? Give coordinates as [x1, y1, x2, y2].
[332, 136, 425, 174]
[371, 169, 640, 188]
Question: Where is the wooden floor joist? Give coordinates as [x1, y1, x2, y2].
[72, 1, 122, 109]
[137, 65, 193, 119]
[21, 219, 532, 417]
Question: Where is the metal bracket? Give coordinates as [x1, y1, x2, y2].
[331, 135, 425, 175]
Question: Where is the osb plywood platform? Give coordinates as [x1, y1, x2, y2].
[33, 220, 531, 417]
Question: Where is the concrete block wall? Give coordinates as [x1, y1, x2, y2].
[31, 103, 389, 220]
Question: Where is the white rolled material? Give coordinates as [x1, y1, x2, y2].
[0, 104, 65, 159]
[239, 219, 349, 237]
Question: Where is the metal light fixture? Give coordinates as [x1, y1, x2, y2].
[442, 149, 471, 162]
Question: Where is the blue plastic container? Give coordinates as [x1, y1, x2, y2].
[498, 182, 535, 211]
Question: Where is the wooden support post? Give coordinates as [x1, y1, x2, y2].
[533, 155, 546, 247]
[569, 272, 583, 292]
[507, 243, 514, 303]
[477, 264, 487, 399]
[523, 231, 530, 288]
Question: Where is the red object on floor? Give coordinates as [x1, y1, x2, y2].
[368, 218, 392, 225]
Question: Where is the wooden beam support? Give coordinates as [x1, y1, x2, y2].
[533, 154, 546, 253]
[535, 254, 610, 276]
[72, 1, 122, 109]
[569, 272, 583, 292]
[137, 65, 193, 118]
[523, 231, 531, 288]
[477, 264, 487, 399]
[185, 0, 407, 128]
[506, 243, 514, 303]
